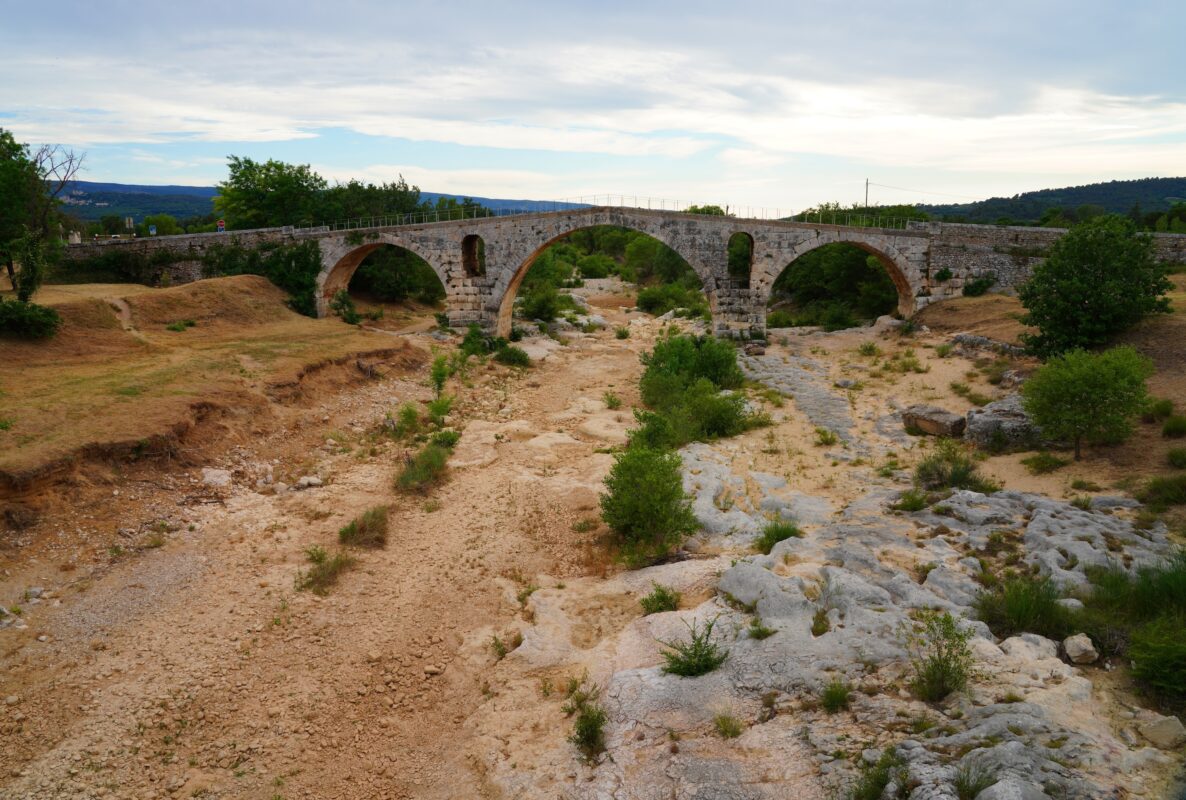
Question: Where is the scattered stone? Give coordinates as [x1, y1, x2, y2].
[902, 404, 966, 437]
[4, 695, 18, 706]
[1062, 633, 1098, 664]
[295, 475, 323, 490]
[965, 394, 1039, 450]
[1138, 714, 1186, 750]
[743, 342, 765, 356]
[200, 468, 232, 488]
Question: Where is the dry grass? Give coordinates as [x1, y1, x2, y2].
[0, 276, 424, 477]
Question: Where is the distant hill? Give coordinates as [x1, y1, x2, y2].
[919, 177, 1186, 224]
[58, 181, 585, 223]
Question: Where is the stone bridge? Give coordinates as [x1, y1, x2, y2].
[65, 207, 1186, 338]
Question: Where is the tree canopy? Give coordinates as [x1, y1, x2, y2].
[1018, 214, 1172, 358]
[1021, 346, 1153, 460]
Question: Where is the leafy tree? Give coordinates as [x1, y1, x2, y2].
[685, 204, 728, 216]
[215, 157, 328, 229]
[1021, 346, 1153, 460]
[139, 213, 182, 236]
[1019, 215, 1172, 357]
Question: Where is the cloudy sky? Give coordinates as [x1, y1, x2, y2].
[3, 1, 1184, 212]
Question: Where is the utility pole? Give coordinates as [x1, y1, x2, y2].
[865, 178, 869, 213]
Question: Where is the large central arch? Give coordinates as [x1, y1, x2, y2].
[752, 232, 918, 320]
[491, 222, 719, 336]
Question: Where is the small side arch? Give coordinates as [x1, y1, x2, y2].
[462, 234, 486, 277]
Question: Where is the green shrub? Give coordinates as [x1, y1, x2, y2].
[390, 403, 421, 439]
[933, 268, 953, 282]
[812, 608, 831, 636]
[0, 298, 62, 339]
[814, 427, 839, 446]
[1083, 552, 1186, 622]
[640, 583, 681, 615]
[1129, 615, 1186, 706]
[430, 429, 461, 449]
[395, 444, 450, 493]
[430, 355, 449, 396]
[603, 391, 622, 410]
[614, 326, 630, 340]
[640, 333, 744, 400]
[907, 611, 973, 702]
[847, 750, 908, 800]
[858, 341, 881, 357]
[953, 762, 998, 800]
[519, 283, 563, 321]
[1020, 452, 1069, 475]
[821, 679, 852, 713]
[974, 575, 1071, 639]
[962, 274, 996, 297]
[658, 617, 728, 677]
[494, 344, 531, 367]
[747, 617, 775, 640]
[754, 520, 802, 554]
[600, 446, 697, 565]
[1163, 416, 1186, 438]
[426, 394, 454, 427]
[1168, 448, 1186, 469]
[636, 283, 710, 319]
[330, 289, 362, 324]
[202, 239, 323, 316]
[1139, 474, 1186, 510]
[565, 684, 608, 761]
[630, 379, 757, 451]
[915, 439, 998, 493]
[338, 505, 389, 548]
[295, 545, 356, 595]
[713, 713, 743, 738]
[1143, 397, 1175, 422]
[766, 309, 796, 328]
[892, 489, 928, 512]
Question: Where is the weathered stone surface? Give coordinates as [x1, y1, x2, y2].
[902, 404, 966, 437]
[1138, 714, 1186, 749]
[966, 394, 1039, 450]
[1063, 633, 1098, 664]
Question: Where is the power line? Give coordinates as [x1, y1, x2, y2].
[867, 182, 982, 201]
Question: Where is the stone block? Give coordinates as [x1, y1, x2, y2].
[902, 404, 966, 437]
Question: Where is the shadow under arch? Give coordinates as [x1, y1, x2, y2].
[319, 237, 448, 312]
[754, 234, 917, 320]
[492, 223, 717, 337]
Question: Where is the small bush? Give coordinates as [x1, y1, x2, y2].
[330, 289, 362, 324]
[1139, 474, 1186, 510]
[1020, 452, 1069, 475]
[713, 713, 743, 738]
[569, 701, 608, 760]
[165, 319, 196, 332]
[820, 679, 852, 713]
[974, 575, 1071, 639]
[892, 489, 928, 512]
[934, 268, 953, 282]
[1163, 416, 1186, 438]
[395, 444, 450, 493]
[858, 341, 881, 357]
[953, 761, 998, 800]
[615, 326, 630, 340]
[603, 391, 622, 410]
[426, 393, 454, 427]
[640, 583, 681, 615]
[907, 611, 974, 702]
[962, 274, 996, 297]
[811, 608, 831, 636]
[1168, 448, 1186, 469]
[430, 355, 449, 395]
[430, 429, 461, 449]
[600, 446, 697, 565]
[1129, 614, 1186, 706]
[338, 505, 389, 548]
[390, 403, 421, 439]
[814, 427, 839, 446]
[494, 344, 531, 367]
[295, 545, 356, 595]
[658, 617, 729, 677]
[1143, 397, 1175, 422]
[915, 439, 998, 493]
[0, 298, 63, 339]
[848, 750, 908, 800]
[754, 520, 802, 554]
[460, 324, 497, 357]
[748, 617, 776, 640]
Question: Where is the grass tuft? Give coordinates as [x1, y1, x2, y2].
[640, 583, 681, 615]
[754, 519, 802, 554]
[295, 545, 356, 595]
[338, 505, 389, 548]
[395, 444, 450, 492]
[820, 679, 852, 713]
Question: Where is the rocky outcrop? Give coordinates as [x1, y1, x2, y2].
[902, 404, 966, 437]
[966, 394, 1039, 450]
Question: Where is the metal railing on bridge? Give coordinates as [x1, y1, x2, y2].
[287, 195, 922, 234]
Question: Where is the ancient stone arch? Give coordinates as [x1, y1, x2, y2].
[315, 235, 449, 317]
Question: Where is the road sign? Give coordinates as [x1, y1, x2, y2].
[149, 225, 157, 236]
[217, 219, 226, 232]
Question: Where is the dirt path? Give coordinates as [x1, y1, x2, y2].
[1, 306, 649, 799]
